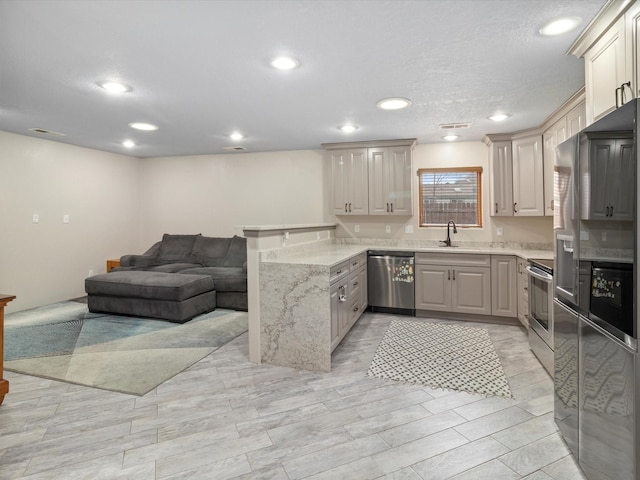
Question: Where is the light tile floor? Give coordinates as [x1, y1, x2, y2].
[0, 312, 586, 479]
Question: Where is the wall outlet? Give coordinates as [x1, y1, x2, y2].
[405, 225, 413, 234]
[385, 225, 391, 234]
[580, 230, 589, 241]
[354, 224, 360, 233]
[88, 269, 94, 277]
[496, 227, 503, 236]
[32, 214, 39, 224]
[63, 214, 70, 224]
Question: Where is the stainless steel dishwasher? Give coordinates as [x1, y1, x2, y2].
[367, 251, 415, 315]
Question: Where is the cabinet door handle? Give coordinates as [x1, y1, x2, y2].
[610, 205, 614, 216]
[348, 202, 352, 213]
[495, 202, 498, 214]
[386, 203, 389, 212]
[345, 203, 348, 213]
[550, 199, 554, 211]
[513, 202, 518, 213]
[353, 305, 359, 312]
[606, 206, 610, 217]
[452, 269, 456, 280]
[353, 281, 358, 286]
[390, 203, 394, 213]
[336, 269, 343, 275]
[448, 270, 451, 280]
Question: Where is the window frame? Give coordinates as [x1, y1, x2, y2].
[417, 166, 483, 228]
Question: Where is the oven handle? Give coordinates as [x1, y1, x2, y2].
[525, 266, 553, 283]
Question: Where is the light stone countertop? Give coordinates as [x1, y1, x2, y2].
[260, 243, 553, 268]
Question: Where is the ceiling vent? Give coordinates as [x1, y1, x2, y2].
[29, 128, 66, 137]
[222, 146, 247, 152]
[439, 122, 471, 130]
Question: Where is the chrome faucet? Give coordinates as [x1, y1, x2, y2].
[441, 220, 458, 247]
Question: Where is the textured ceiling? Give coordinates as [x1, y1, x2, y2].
[0, 0, 606, 157]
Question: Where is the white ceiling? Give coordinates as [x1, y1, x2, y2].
[0, 0, 606, 158]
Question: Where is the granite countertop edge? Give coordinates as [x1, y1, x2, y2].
[260, 244, 553, 268]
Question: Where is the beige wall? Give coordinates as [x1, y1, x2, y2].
[2, 132, 551, 313]
[0, 132, 141, 313]
[137, 150, 326, 247]
[331, 142, 554, 245]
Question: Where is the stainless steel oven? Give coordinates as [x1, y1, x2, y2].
[527, 259, 554, 374]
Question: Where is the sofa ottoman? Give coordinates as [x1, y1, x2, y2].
[85, 271, 216, 323]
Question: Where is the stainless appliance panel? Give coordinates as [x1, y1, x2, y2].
[527, 265, 554, 349]
[555, 135, 580, 308]
[554, 299, 579, 458]
[579, 315, 636, 480]
[367, 253, 414, 311]
[529, 326, 553, 375]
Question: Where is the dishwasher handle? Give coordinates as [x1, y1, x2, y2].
[368, 251, 415, 258]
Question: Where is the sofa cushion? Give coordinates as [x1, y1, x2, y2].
[158, 234, 201, 261]
[190, 236, 231, 266]
[146, 263, 202, 273]
[179, 266, 247, 292]
[223, 235, 247, 267]
[85, 271, 214, 301]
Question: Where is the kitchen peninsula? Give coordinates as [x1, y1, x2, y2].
[244, 224, 553, 372]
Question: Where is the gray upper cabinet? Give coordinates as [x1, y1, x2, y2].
[368, 146, 413, 215]
[584, 16, 626, 124]
[324, 139, 416, 216]
[543, 118, 568, 217]
[571, 2, 640, 125]
[566, 102, 586, 137]
[489, 141, 514, 217]
[512, 135, 544, 216]
[543, 99, 585, 217]
[580, 134, 634, 221]
[329, 149, 368, 215]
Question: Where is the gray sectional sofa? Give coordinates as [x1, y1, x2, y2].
[85, 234, 247, 322]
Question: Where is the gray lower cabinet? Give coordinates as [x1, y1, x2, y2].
[330, 254, 367, 351]
[490, 255, 517, 317]
[517, 258, 530, 327]
[415, 253, 491, 315]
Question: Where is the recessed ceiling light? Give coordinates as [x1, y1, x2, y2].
[489, 113, 510, 122]
[443, 135, 459, 141]
[229, 132, 244, 141]
[129, 122, 159, 131]
[122, 140, 135, 148]
[376, 97, 412, 110]
[539, 16, 582, 36]
[99, 81, 131, 93]
[270, 56, 299, 70]
[338, 124, 358, 133]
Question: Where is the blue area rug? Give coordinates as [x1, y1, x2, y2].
[4, 300, 247, 395]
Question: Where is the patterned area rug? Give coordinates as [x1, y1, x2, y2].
[367, 320, 512, 398]
[4, 301, 247, 396]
